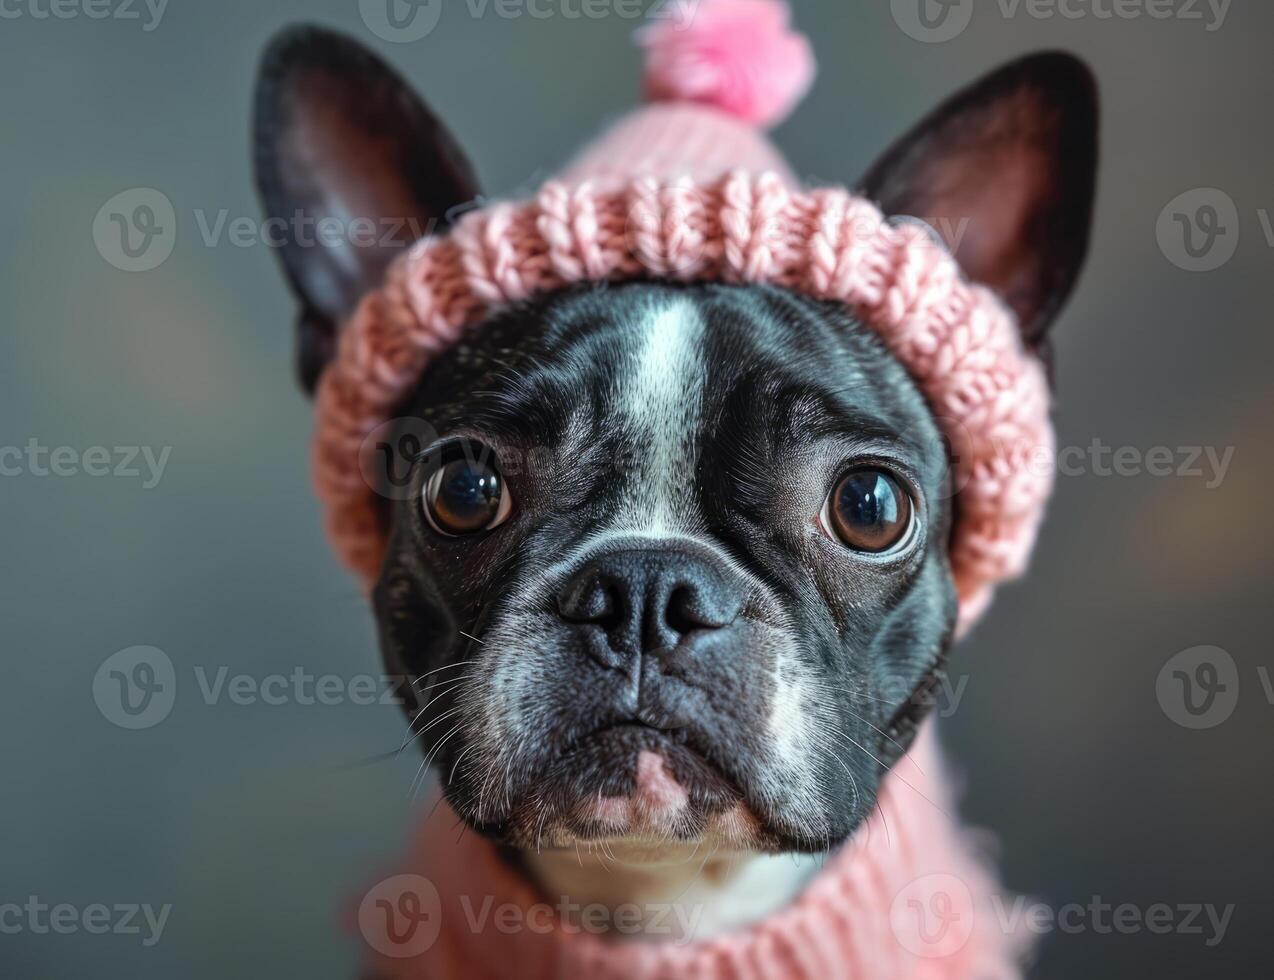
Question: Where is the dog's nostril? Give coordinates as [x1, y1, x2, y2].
[664, 584, 717, 636]
[558, 573, 622, 629]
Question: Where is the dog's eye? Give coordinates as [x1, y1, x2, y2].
[820, 469, 914, 553]
[422, 453, 512, 537]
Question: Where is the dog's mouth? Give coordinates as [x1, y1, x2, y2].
[493, 720, 760, 848]
[559, 718, 744, 804]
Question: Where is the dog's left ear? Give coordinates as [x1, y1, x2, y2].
[252, 26, 480, 394]
[860, 52, 1099, 352]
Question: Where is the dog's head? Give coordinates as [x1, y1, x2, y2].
[253, 28, 1096, 853]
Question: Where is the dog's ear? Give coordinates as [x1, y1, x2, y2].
[253, 25, 480, 394]
[859, 52, 1098, 353]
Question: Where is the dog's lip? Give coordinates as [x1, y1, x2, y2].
[567, 718, 743, 796]
[569, 717, 701, 765]
[590, 718, 680, 740]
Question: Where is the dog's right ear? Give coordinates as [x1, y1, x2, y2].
[858, 52, 1098, 361]
[253, 25, 480, 394]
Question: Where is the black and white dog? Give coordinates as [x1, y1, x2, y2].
[253, 25, 1096, 941]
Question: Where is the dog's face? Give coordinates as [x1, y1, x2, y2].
[254, 28, 1096, 853]
[375, 281, 954, 850]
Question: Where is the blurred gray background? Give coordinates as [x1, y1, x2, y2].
[2, 0, 1271, 977]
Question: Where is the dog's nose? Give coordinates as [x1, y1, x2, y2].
[557, 546, 744, 666]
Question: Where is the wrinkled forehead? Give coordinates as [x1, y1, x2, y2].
[411, 282, 944, 509]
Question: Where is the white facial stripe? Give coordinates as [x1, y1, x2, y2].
[757, 625, 830, 842]
[614, 298, 705, 536]
[769, 650, 808, 765]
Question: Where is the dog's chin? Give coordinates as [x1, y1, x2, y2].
[455, 724, 797, 852]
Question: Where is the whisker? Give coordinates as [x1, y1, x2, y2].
[806, 679, 929, 777]
[411, 725, 463, 803]
[398, 682, 466, 755]
[822, 722, 951, 820]
[410, 660, 478, 690]
[448, 743, 476, 787]
[804, 729, 861, 815]
[322, 748, 403, 773]
[408, 754, 432, 802]
[838, 704, 927, 776]
[424, 787, 450, 824]
[400, 705, 465, 754]
[404, 678, 465, 723]
[535, 802, 549, 854]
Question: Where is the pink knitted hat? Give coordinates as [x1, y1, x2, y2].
[314, 0, 1054, 634]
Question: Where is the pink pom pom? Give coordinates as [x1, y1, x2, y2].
[637, 0, 816, 129]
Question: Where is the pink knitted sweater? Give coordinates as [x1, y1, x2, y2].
[357, 728, 1027, 979]
[326, 1, 1047, 975]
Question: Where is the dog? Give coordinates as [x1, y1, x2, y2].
[252, 6, 1096, 975]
